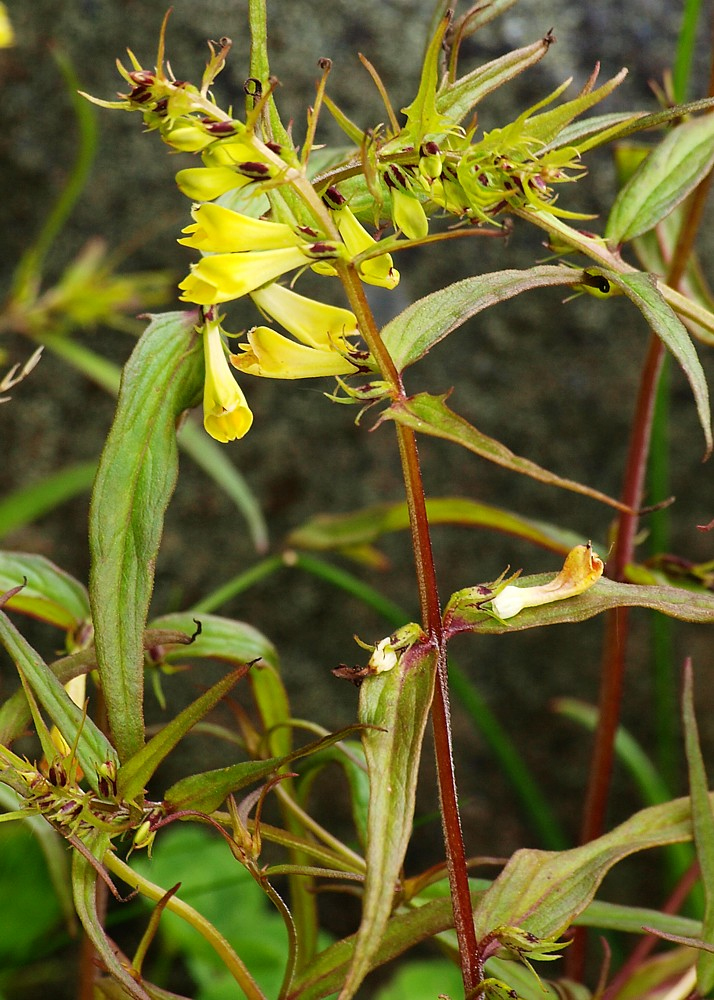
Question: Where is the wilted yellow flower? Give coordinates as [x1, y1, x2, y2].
[491, 542, 604, 619]
[202, 315, 253, 441]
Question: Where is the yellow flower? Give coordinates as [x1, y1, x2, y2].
[179, 246, 310, 305]
[232, 326, 359, 379]
[0, 2, 14, 47]
[332, 206, 400, 289]
[175, 167, 252, 201]
[202, 316, 253, 441]
[251, 284, 357, 350]
[179, 204, 305, 254]
[490, 542, 604, 620]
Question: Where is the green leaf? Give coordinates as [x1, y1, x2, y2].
[72, 832, 151, 1000]
[89, 312, 204, 763]
[380, 265, 579, 371]
[575, 96, 714, 155]
[150, 612, 278, 669]
[0, 462, 97, 541]
[472, 794, 709, 940]
[289, 497, 588, 557]
[605, 114, 714, 243]
[163, 724, 364, 814]
[682, 662, 714, 993]
[436, 39, 552, 124]
[116, 666, 247, 802]
[591, 270, 712, 455]
[444, 574, 714, 636]
[339, 641, 437, 1000]
[0, 608, 118, 785]
[0, 552, 90, 631]
[382, 393, 631, 512]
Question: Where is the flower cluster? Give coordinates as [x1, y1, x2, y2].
[88, 12, 626, 442]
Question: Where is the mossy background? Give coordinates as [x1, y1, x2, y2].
[1, 0, 713, 994]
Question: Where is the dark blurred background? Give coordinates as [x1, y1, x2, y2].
[1, 0, 713, 980]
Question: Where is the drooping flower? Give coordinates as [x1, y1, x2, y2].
[232, 284, 361, 379]
[201, 313, 253, 441]
[250, 284, 357, 350]
[179, 203, 305, 254]
[232, 327, 359, 379]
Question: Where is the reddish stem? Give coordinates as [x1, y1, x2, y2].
[338, 263, 480, 992]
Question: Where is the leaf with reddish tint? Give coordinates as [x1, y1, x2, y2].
[338, 639, 436, 1000]
[382, 393, 630, 511]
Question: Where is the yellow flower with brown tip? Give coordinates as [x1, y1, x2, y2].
[491, 542, 604, 619]
[201, 313, 253, 442]
[232, 327, 359, 379]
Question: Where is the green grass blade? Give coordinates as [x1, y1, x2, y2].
[0, 462, 97, 540]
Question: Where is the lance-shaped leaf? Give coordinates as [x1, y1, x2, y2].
[72, 832, 150, 1000]
[89, 312, 204, 763]
[397, 12, 453, 143]
[587, 269, 712, 455]
[380, 265, 579, 371]
[436, 38, 552, 124]
[444, 574, 714, 637]
[0, 608, 118, 785]
[606, 113, 714, 244]
[0, 461, 97, 542]
[116, 666, 248, 802]
[682, 662, 714, 993]
[472, 794, 713, 940]
[338, 639, 436, 1000]
[150, 612, 278, 669]
[0, 552, 89, 631]
[382, 393, 632, 512]
[519, 68, 628, 147]
[164, 724, 364, 814]
[289, 497, 587, 557]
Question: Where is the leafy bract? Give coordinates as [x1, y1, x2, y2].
[444, 574, 714, 636]
[0, 552, 90, 631]
[606, 113, 714, 243]
[589, 269, 712, 455]
[0, 608, 117, 786]
[89, 312, 204, 763]
[163, 724, 364, 814]
[472, 795, 710, 939]
[116, 666, 248, 802]
[338, 640, 436, 1000]
[436, 38, 552, 125]
[380, 265, 579, 371]
[382, 393, 631, 511]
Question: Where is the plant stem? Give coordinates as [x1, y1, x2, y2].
[337, 262, 480, 992]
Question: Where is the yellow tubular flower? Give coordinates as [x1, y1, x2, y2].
[202, 316, 253, 441]
[391, 187, 429, 241]
[232, 327, 359, 379]
[333, 206, 400, 289]
[0, 2, 14, 47]
[175, 167, 251, 201]
[250, 284, 358, 350]
[179, 246, 310, 305]
[179, 204, 305, 253]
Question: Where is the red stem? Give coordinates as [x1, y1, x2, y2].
[338, 263, 480, 992]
